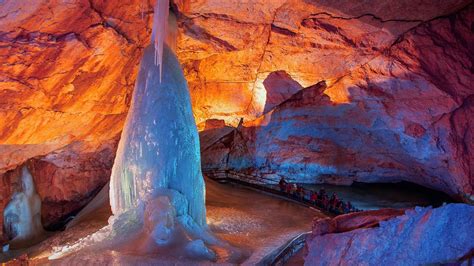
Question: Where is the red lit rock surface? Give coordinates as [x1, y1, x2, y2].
[0, 0, 473, 241]
[174, 0, 472, 126]
[309, 208, 406, 237]
[0, 139, 117, 238]
[0, 0, 147, 242]
[200, 4, 474, 203]
[262, 71, 303, 114]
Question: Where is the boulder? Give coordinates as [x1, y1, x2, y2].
[305, 204, 474, 265]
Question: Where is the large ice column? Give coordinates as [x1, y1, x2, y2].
[47, 4, 212, 261]
[3, 166, 44, 246]
[109, 42, 206, 227]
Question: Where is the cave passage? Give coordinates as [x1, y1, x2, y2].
[298, 181, 455, 210]
[1, 0, 473, 265]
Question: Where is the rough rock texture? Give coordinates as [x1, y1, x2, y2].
[0, 0, 152, 242]
[0, 0, 152, 146]
[310, 208, 406, 236]
[202, 119, 226, 131]
[305, 204, 474, 265]
[0, 138, 117, 237]
[0, 0, 473, 241]
[174, 0, 472, 126]
[200, 4, 474, 202]
[262, 71, 303, 113]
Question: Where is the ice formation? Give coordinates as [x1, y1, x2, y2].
[3, 166, 44, 247]
[109, 0, 206, 226]
[152, 0, 169, 82]
[109, 42, 207, 227]
[48, 2, 217, 261]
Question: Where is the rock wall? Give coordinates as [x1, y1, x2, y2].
[0, 139, 117, 240]
[200, 4, 474, 202]
[0, 0, 149, 243]
[0, 0, 151, 146]
[305, 204, 474, 265]
[174, 0, 472, 127]
[0, 0, 473, 241]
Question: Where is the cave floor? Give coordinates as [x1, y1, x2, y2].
[1, 177, 324, 265]
[205, 177, 324, 264]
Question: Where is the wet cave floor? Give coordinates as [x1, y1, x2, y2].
[1, 177, 323, 264]
[0, 177, 454, 265]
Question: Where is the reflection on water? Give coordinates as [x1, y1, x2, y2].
[300, 181, 454, 210]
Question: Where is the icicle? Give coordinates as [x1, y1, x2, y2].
[152, 0, 169, 82]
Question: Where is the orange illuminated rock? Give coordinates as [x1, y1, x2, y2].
[0, 0, 149, 242]
[0, 0, 473, 242]
[174, 0, 471, 125]
[200, 4, 474, 203]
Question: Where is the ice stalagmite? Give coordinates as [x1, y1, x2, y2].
[3, 166, 44, 247]
[49, 3, 214, 261]
[109, 2, 206, 227]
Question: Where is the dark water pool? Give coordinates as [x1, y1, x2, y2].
[299, 181, 454, 210]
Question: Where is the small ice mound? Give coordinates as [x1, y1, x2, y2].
[49, 189, 221, 263]
[144, 196, 176, 245]
[185, 239, 216, 261]
[3, 166, 45, 248]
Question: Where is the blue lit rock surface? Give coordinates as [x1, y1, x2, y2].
[200, 4, 474, 202]
[305, 204, 474, 265]
[1, 0, 473, 243]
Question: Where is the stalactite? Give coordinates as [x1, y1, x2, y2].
[152, 0, 169, 82]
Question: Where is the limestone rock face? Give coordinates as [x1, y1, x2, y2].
[305, 204, 474, 265]
[200, 5, 474, 202]
[174, 0, 472, 126]
[262, 71, 303, 113]
[309, 208, 406, 238]
[0, 0, 473, 241]
[0, 0, 151, 146]
[0, 0, 150, 242]
[0, 139, 117, 235]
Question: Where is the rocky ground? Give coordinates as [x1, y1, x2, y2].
[304, 204, 474, 265]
